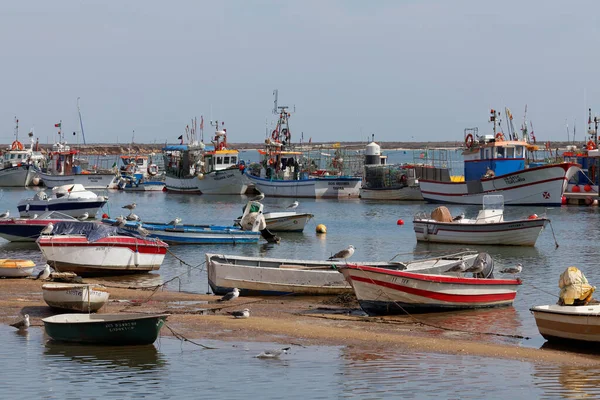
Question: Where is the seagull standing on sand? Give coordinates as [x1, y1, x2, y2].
[10, 314, 29, 331]
[227, 308, 250, 319]
[465, 258, 486, 278]
[35, 264, 51, 280]
[217, 287, 239, 302]
[250, 192, 265, 202]
[445, 261, 467, 273]
[328, 245, 355, 262]
[500, 263, 523, 274]
[256, 347, 291, 359]
[122, 202, 136, 211]
[136, 224, 150, 237]
[40, 222, 54, 235]
[77, 212, 89, 221]
[0, 210, 9, 219]
[287, 201, 299, 209]
[168, 217, 182, 226]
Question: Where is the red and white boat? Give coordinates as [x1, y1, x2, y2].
[37, 222, 168, 276]
[339, 264, 521, 315]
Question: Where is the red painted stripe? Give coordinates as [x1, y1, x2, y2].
[347, 265, 521, 285]
[464, 158, 525, 163]
[38, 243, 167, 254]
[38, 237, 167, 254]
[420, 176, 567, 196]
[350, 275, 517, 303]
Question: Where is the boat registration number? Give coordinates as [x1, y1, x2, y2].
[105, 321, 137, 332]
[391, 277, 409, 285]
[503, 175, 526, 185]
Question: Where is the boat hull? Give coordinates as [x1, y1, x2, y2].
[37, 236, 167, 276]
[122, 181, 165, 191]
[197, 169, 248, 194]
[419, 163, 578, 205]
[314, 177, 362, 198]
[38, 172, 119, 189]
[0, 165, 34, 187]
[0, 259, 35, 277]
[245, 174, 361, 198]
[165, 175, 201, 193]
[360, 186, 424, 201]
[42, 283, 110, 312]
[0, 218, 71, 242]
[340, 265, 521, 315]
[234, 212, 314, 232]
[413, 218, 547, 246]
[17, 199, 107, 218]
[531, 304, 600, 343]
[42, 313, 169, 345]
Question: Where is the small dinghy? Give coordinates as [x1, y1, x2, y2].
[42, 283, 110, 312]
[42, 313, 169, 345]
[0, 259, 35, 278]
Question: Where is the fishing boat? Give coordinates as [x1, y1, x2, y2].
[206, 251, 479, 296]
[163, 118, 248, 194]
[117, 154, 165, 191]
[17, 184, 108, 219]
[339, 261, 521, 315]
[42, 313, 169, 345]
[418, 110, 579, 205]
[0, 211, 77, 242]
[0, 118, 44, 187]
[117, 176, 165, 192]
[0, 259, 35, 278]
[413, 195, 548, 246]
[234, 210, 314, 232]
[42, 283, 110, 312]
[37, 221, 168, 276]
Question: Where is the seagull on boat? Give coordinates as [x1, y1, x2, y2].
[112, 216, 126, 228]
[250, 192, 265, 202]
[217, 287, 239, 302]
[122, 202, 136, 211]
[445, 261, 467, 273]
[77, 212, 89, 221]
[32, 214, 38, 219]
[452, 212, 465, 222]
[168, 217, 182, 226]
[35, 264, 51, 280]
[136, 224, 150, 237]
[328, 245, 355, 261]
[40, 222, 54, 235]
[10, 314, 29, 331]
[256, 347, 291, 359]
[500, 263, 523, 274]
[227, 308, 250, 319]
[287, 201, 299, 209]
[465, 258, 486, 278]
[126, 213, 140, 221]
[0, 210, 9, 219]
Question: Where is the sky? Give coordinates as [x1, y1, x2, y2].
[1, 0, 600, 144]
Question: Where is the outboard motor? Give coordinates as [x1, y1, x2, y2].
[239, 201, 280, 244]
[472, 252, 494, 279]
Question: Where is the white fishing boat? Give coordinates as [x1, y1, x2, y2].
[37, 221, 168, 276]
[206, 251, 479, 296]
[0, 118, 44, 187]
[17, 184, 108, 219]
[413, 195, 548, 246]
[234, 210, 314, 232]
[0, 259, 36, 278]
[531, 304, 600, 344]
[42, 283, 110, 312]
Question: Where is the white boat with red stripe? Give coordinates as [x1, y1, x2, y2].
[339, 263, 521, 315]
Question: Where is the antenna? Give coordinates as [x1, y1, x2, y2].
[77, 97, 87, 145]
[273, 89, 278, 114]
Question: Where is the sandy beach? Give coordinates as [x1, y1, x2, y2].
[2, 277, 599, 367]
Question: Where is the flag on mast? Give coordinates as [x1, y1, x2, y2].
[54, 122, 61, 128]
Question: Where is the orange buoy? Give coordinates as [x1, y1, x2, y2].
[528, 214, 538, 220]
[397, 219, 404, 226]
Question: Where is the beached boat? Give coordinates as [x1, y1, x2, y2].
[206, 251, 480, 296]
[0, 259, 35, 278]
[339, 261, 521, 315]
[531, 304, 600, 344]
[0, 211, 77, 242]
[37, 221, 168, 276]
[42, 313, 169, 345]
[17, 184, 108, 219]
[413, 195, 548, 246]
[418, 112, 579, 205]
[42, 283, 110, 312]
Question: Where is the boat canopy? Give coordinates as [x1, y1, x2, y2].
[50, 221, 144, 243]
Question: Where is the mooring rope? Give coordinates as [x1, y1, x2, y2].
[163, 323, 217, 349]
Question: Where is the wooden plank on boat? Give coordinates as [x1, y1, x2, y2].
[279, 264, 335, 270]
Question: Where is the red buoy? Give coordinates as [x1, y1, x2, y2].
[397, 219, 404, 226]
[561, 196, 567, 205]
[584, 184, 593, 192]
[102, 213, 109, 219]
[572, 185, 581, 193]
[527, 214, 538, 220]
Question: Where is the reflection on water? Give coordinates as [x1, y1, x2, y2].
[534, 363, 600, 399]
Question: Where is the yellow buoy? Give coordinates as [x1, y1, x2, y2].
[316, 224, 327, 234]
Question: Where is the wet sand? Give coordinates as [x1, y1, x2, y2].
[2, 278, 599, 366]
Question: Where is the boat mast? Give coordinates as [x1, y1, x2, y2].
[77, 97, 87, 145]
[14, 116, 18, 142]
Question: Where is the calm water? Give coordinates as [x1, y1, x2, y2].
[1, 149, 600, 398]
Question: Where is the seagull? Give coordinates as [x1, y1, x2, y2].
[445, 261, 467, 273]
[287, 201, 299, 209]
[10, 314, 29, 331]
[256, 347, 291, 359]
[465, 258, 486, 278]
[35, 264, 51, 280]
[217, 287, 239, 302]
[32, 214, 39, 219]
[40, 222, 54, 235]
[77, 212, 89, 221]
[112, 216, 126, 228]
[328, 245, 355, 261]
[452, 212, 465, 222]
[136, 224, 150, 237]
[122, 202, 136, 211]
[126, 213, 140, 221]
[250, 192, 265, 201]
[0, 210, 9, 219]
[227, 308, 250, 319]
[168, 217, 182, 226]
[500, 263, 523, 274]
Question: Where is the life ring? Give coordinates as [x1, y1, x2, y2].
[465, 134, 474, 148]
[147, 164, 158, 176]
[271, 130, 278, 140]
[495, 133, 505, 141]
[400, 174, 408, 184]
[11, 140, 23, 151]
[218, 142, 226, 151]
[587, 140, 597, 151]
[268, 158, 275, 166]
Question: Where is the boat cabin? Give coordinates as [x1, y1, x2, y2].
[474, 195, 504, 224]
[163, 144, 204, 179]
[201, 149, 239, 173]
[463, 136, 527, 181]
[45, 143, 79, 176]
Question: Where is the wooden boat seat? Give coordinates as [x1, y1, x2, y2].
[279, 264, 334, 270]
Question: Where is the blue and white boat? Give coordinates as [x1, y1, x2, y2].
[17, 184, 108, 219]
[419, 109, 579, 205]
[101, 219, 260, 245]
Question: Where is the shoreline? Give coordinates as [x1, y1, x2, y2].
[2, 278, 600, 366]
